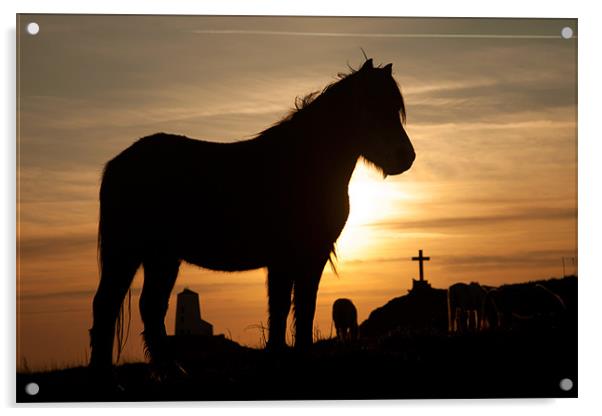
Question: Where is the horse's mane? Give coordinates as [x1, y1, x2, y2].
[257, 61, 406, 138]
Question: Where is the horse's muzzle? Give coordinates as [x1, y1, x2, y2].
[387, 148, 415, 175]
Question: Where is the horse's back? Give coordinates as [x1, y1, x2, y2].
[102, 134, 245, 217]
[448, 282, 485, 309]
[99, 133, 275, 267]
[497, 284, 566, 316]
[104, 133, 248, 183]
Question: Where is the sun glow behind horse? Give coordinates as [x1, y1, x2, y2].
[337, 160, 417, 261]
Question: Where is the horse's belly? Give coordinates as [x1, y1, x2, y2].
[169, 191, 348, 271]
[183, 253, 267, 272]
[178, 228, 270, 271]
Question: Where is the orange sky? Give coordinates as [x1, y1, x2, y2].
[17, 15, 577, 369]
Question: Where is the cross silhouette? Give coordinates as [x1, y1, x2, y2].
[412, 249, 430, 282]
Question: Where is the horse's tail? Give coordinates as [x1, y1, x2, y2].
[328, 243, 339, 276]
[96, 165, 133, 364]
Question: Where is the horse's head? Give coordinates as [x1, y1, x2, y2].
[352, 59, 415, 176]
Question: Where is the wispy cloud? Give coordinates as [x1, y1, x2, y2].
[190, 29, 562, 39]
[439, 249, 576, 267]
[370, 207, 576, 230]
[18, 232, 96, 259]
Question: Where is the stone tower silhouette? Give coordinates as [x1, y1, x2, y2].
[175, 288, 213, 336]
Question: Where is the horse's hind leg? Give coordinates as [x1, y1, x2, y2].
[467, 309, 475, 331]
[90, 251, 140, 372]
[471, 309, 479, 331]
[139, 256, 180, 373]
[453, 307, 462, 333]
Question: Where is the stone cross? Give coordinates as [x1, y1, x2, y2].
[412, 249, 430, 282]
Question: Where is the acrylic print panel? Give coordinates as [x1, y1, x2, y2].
[16, 14, 577, 402]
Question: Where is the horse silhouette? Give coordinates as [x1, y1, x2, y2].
[89, 58, 415, 374]
[332, 298, 359, 342]
[447, 282, 490, 333]
[482, 283, 566, 330]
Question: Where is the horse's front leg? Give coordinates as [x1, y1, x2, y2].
[266, 265, 294, 351]
[293, 255, 329, 350]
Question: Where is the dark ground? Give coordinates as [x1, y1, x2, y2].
[17, 277, 577, 402]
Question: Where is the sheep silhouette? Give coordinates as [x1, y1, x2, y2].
[332, 298, 359, 342]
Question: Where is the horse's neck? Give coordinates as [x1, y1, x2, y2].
[287, 111, 359, 188]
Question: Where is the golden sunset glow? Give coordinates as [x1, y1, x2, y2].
[17, 15, 577, 369]
[338, 161, 417, 259]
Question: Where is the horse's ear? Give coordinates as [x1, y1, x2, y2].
[360, 59, 373, 71]
[383, 63, 393, 75]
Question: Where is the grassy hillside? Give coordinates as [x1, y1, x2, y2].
[17, 276, 577, 402]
